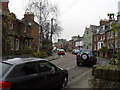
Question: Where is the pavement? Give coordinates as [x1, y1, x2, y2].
[97, 57, 111, 65]
[46, 53, 60, 61]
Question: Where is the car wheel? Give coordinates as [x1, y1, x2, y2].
[61, 76, 68, 88]
[81, 53, 89, 60]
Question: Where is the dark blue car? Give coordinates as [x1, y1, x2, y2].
[76, 49, 97, 66]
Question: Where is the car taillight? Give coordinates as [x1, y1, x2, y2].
[0, 81, 11, 89]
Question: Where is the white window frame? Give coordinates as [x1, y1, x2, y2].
[9, 21, 13, 29]
[11, 38, 14, 50]
[15, 39, 19, 50]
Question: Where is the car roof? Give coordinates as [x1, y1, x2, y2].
[2, 58, 48, 65]
[80, 49, 93, 51]
[59, 49, 64, 51]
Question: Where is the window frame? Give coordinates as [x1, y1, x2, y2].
[37, 61, 57, 73]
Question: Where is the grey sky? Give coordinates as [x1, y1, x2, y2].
[8, 0, 119, 41]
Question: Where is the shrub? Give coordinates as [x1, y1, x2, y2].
[100, 47, 108, 53]
[33, 51, 41, 57]
[22, 46, 34, 54]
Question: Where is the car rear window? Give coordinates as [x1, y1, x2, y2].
[0, 62, 12, 77]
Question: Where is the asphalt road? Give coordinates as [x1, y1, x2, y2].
[50, 52, 110, 88]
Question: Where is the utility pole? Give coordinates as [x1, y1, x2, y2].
[50, 18, 53, 41]
[49, 18, 54, 56]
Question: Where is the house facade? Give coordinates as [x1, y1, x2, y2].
[22, 13, 42, 50]
[83, 25, 98, 50]
[2, 0, 42, 56]
[93, 15, 120, 58]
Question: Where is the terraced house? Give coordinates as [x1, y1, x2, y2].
[1, 0, 42, 56]
[93, 14, 120, 58]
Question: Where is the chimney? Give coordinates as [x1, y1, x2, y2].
[99, 19, 109, 26]
[0, 0, 9, 11]
[24, 13, 34, 21]
[117, 12, 120, 24]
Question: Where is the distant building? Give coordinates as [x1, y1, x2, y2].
[54, 39, 67, 49]
[70, 35, 83, 50]
[83, 25, 98, 50]
[54, 36, 83, 51]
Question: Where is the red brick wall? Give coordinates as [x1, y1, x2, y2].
[0, 2, 9, 11]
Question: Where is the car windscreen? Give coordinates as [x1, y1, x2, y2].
[0, 62, 13, 77]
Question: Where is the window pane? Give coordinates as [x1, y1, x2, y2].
[0, 63, 12, 77]
[23, 62, 38, 75]
[38, 61, 55, 73]
[7, 64, 25, 78]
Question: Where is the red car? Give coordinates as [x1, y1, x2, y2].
[58, 49, 65, 55]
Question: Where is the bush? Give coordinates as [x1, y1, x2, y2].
[22, 46, 35, 54]
[33, 51, 41, 57]
[100, 47, 108, 53]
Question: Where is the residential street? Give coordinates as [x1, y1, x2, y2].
[1, 0, 120, 89]
[49, 52, 110, 88]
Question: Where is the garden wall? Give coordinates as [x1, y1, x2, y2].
[89, 65, 120, 88]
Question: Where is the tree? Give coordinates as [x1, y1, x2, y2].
[25, 0, 62, 41]
[110, 22, 120, 65]
[2, 11, 16, 55]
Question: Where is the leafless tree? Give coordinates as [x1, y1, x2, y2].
[25, 0, 62, 41]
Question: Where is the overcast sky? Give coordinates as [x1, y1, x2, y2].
[8, 0, 119, 41]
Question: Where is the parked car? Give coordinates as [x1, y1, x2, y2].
[58, 49, 65, 55]
[76, 49, 97, 66]
[0, 58, 68, 89]
[72, 49, 80, 55]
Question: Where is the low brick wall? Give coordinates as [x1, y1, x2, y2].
[89, 65, 120, 88]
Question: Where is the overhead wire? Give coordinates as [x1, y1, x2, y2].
[60, 0, 79, 16]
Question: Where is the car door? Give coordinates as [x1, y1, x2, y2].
[6, 62, 46, 89]
[37, 61, 63, 88]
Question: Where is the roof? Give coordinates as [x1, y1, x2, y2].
[3, 58, 48, 65]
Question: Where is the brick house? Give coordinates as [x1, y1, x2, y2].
[2, 0, 42, 56]
[22, 13, 42, 50]
[93, 17, 120, 58]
